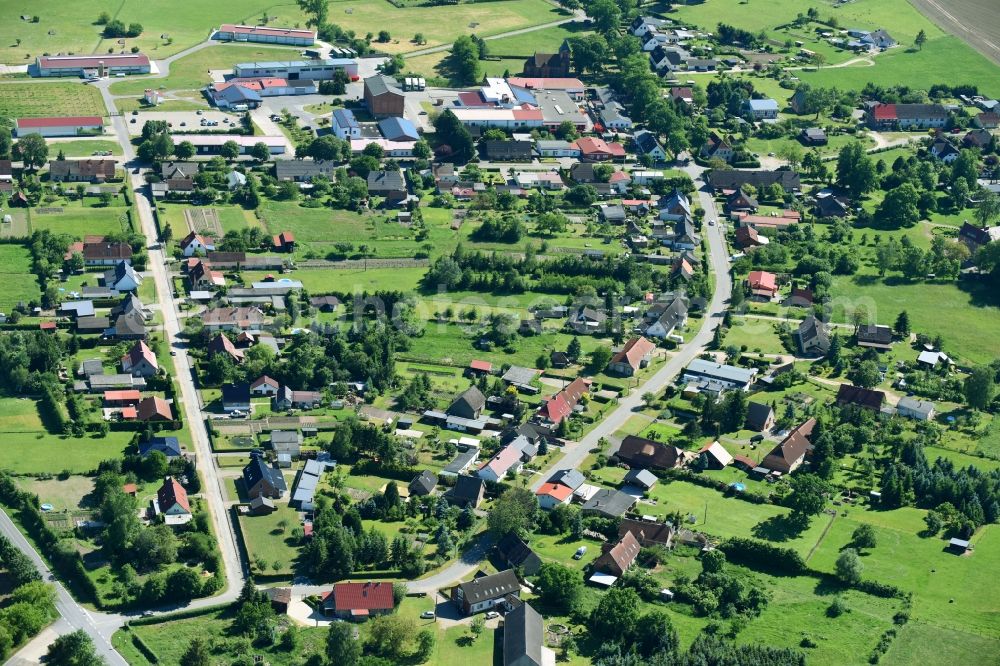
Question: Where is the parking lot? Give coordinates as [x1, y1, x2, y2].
[126, 110, 240, 136]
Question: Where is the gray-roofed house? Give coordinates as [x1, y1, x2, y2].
[448, 386, 486, 420]
[855, 324, 893, 350]
[274, 159, 339, 182]
[682, 359, 757, 392]
[496, 532, 542, 576]
[102, 261, 141, 292]
[447, 474, 485, 508]
[503, 602, 552, 666]
[745, 401, 775, 432]
[366, 170, 407, 203]
[633, 129, 667, 161]
[484, 140, 533, 161]
[599, 204, 626, 224]
[582, 488, 636, 518]
[548, 468, 585, 491]
[107, 310, 147, 340]
[795, 314, 830, 356]
[896, 396, 936, 421]
[139, 436, 182, 458]
[242, 454, 287, 499]
[452, 569, 521, 615]
[623, 467, 658, 491]
[222, 382, 251, 412]
[409, 470, 438, 497]
[270, 430, 303, 457]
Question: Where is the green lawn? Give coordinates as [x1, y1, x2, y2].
[0, 429, 134, 475]
[0, 81, 106, 119]
[723, 318, 790, 355]
[883, 620, 1000, 666]
[27, 203, 132, 238]
[49, 138, 123, 157]
[243, 266, 427, 294]
[0, 245, 41, 311]
[238, 503, 302, 576]
[115, 97, 209, 114]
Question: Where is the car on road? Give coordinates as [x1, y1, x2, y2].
[132, 110, 139, 115]
[196, 110, 203, 115]
[419, 611, 435, 619]
[169, 351, 177, 356]
[485, 611, 499, 619]
[141, 611, 154, 617]
[708, 219, 715, 226]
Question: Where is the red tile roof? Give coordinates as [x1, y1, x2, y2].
[610, 336, 656, 371]
[104, 390, 141, 402]
[747, 270, 777, 292]
[536, 482, 573, 501]
[137, 396, 172, 421]
[575, 137, 626, 157]
[872, 103, 897, 120]
[469, 360, 493, 372]
[219, 24, 316, 39]
[537, 377, 590, 424]
[17, 116, 103, 129]
[329, 581, 394, 612]
[157, 477, 190, 513]
[39, 322, 57, 331]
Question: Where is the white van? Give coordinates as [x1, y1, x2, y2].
[232, 104, 249, 111]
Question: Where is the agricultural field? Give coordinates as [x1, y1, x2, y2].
[0, 81, 106, 119]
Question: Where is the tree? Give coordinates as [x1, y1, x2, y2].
[636, 610, 679, 658]
[368, 615, 415, 658]
[414, 629, 435, 662]
[413, 32, 426, 45]
[877, 183, 921, 228]
[378, 30, 391, 43]
[567, 336, 582, 362]
[448, 36, 480, 85]
[849, 360, 881, 389]
[220, 140, 240, 161]
[836, 142, 877, 197]
[588, 345, 612, 372]
[297, 0, 329, 28]
[96, 11, 111, 24]
[17, 134, 48, 170]
[590, 587, 641, 642]
[894, 311, 910, 337]
[851, 524, 877, 552]
[488, 486, 536, 536]
[180, 637, 211, 666]
[470, 615, 485, 640]
[964, 366, 996, 410]
[433, 110, 475, 163]
[786, 473, 829, 519]
[250, 142, 270, 162]
[44, 630, 103, 666]
[327, 621, 361, 666]
[914, 29, 927, 50]
[0, 131, 12, 159]
[974, 191, 1000, 228]
[174, 141, 195, 159]
[535, 563, 582, 613]
[835, 548, 863, 584]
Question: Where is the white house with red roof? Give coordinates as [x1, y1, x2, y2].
[535, 482, 574, 510]
[179, 231, 215, 257]
[747, 270, 778, 299]
[321, 581, 395, 619]
[121, 340, 159, 377]
[535, 377, 590, 426]
[478, 444, 525, 483]
[608, 337, 656, 377]
[574, 137, 626, 161]
[250, 375, 280, 396]
[155, 477, 192, 524]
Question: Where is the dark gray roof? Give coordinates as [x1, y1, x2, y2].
[504, 602, 544, 666]
[623, 468, 658, 489]
[450, 386, 486, 414]
[109, 310, 146, 337]
[582, 488, 635, 517]
[367, 170, 405, 192]
[458, 569, 520, 605]
[222, 382, 251, 404]
[365, 74, 402, 97]
[745, 401, 773, 431]
[450, 474, 484, 502]
[634, 129, 663, 155]
[409, 470, 438, 495]
[243, 455, 286, 492]
[274, 159, 339, 179]
[496, 532, 542, 575]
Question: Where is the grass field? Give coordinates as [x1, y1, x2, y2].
[109, 44, 304, 96]
[27, 203, 132, 238]
[0, 245, 41, 311]
[49, 138, 123, 157]
[114, 97, 208, 114]
[0, 429, 134, 475]
[336, 0, 564, 54]
[0, 81, 106, 119]
[238, 504, 302, 576]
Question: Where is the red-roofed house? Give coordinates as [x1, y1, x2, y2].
[322, 581, 395, 620]
[137, 396, 173, 422]
[747, 271, 778, 299]
[478, 444, 525, 482]
[273, 231, 295, 252]
[536, 377, 590, 426]
[121, 340, 159, 377]
[250, 375, 280, 395]
[592, 530, 641, 577]
[103, 390, 141, 407]
[575, 137, 627, 161]
[536, 482, 574, 510]
[608, 336, 656, 377]
[468, 359, 493, 376]
[39, 321, 57, 332]
[156, 477, 191, 522]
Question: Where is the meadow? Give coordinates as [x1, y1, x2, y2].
[0, 81, 106, 118]
[49, 138, 123, 157]
[237, 503, 302, 576]
[0, 245, 41, 311]
[27, 202, 132, 238]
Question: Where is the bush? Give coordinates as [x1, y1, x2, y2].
[718, 537, 807, 575]
[827, 597, 849, 617]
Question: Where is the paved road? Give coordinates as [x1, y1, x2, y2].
[0, 510, 128, 666]
[531, 163, 732, 490]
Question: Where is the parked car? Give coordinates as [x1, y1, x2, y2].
[573, 546, 587, 559]
[485, 611, 499, 619]
[419, 611, 435, 619]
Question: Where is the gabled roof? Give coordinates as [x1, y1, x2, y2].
[836, 384, 885, 411]
[764, 418, 816, 468]
[610, 336, 656, 370]
[746, 401, 774, 431]
[243, 455, 287, 492]
[451, 474, 485, 502]
[548, 468, 585, 491]
[409, 470, 438, 495]
[623, 467, 658, 489]
[747, 270, 777, 292]
[208, 333, 243, 361]
[251, 375, 279, 390]
[330, 581, 394, 612]
[503, 602, 545, 666]
[699, 440, 734, 467]
[222, 382, 251, 404]
[593, 530, 640, 574]
[124, 340, 158, 371]
[582, 488, 636, 517]
[856, 324, 893, 346]
[456, 569, 520, 605]
[139, 436, 181, 458]
[479, 444, 524, 479]
[535, 482, 573, 502]
[496, 532, 542, 572]
[618, 518, 673, 547]
[157, 477, 190, 513]
[450, 386, 486, 415]
[617, 435, 684, 469]
[137, 396, 172, 421]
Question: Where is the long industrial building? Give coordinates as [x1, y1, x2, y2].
[214, 24, 315, 46]
[169, 135, 287, 155]
[233, 59, 359, 81]
[34, 54, 150, 78]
